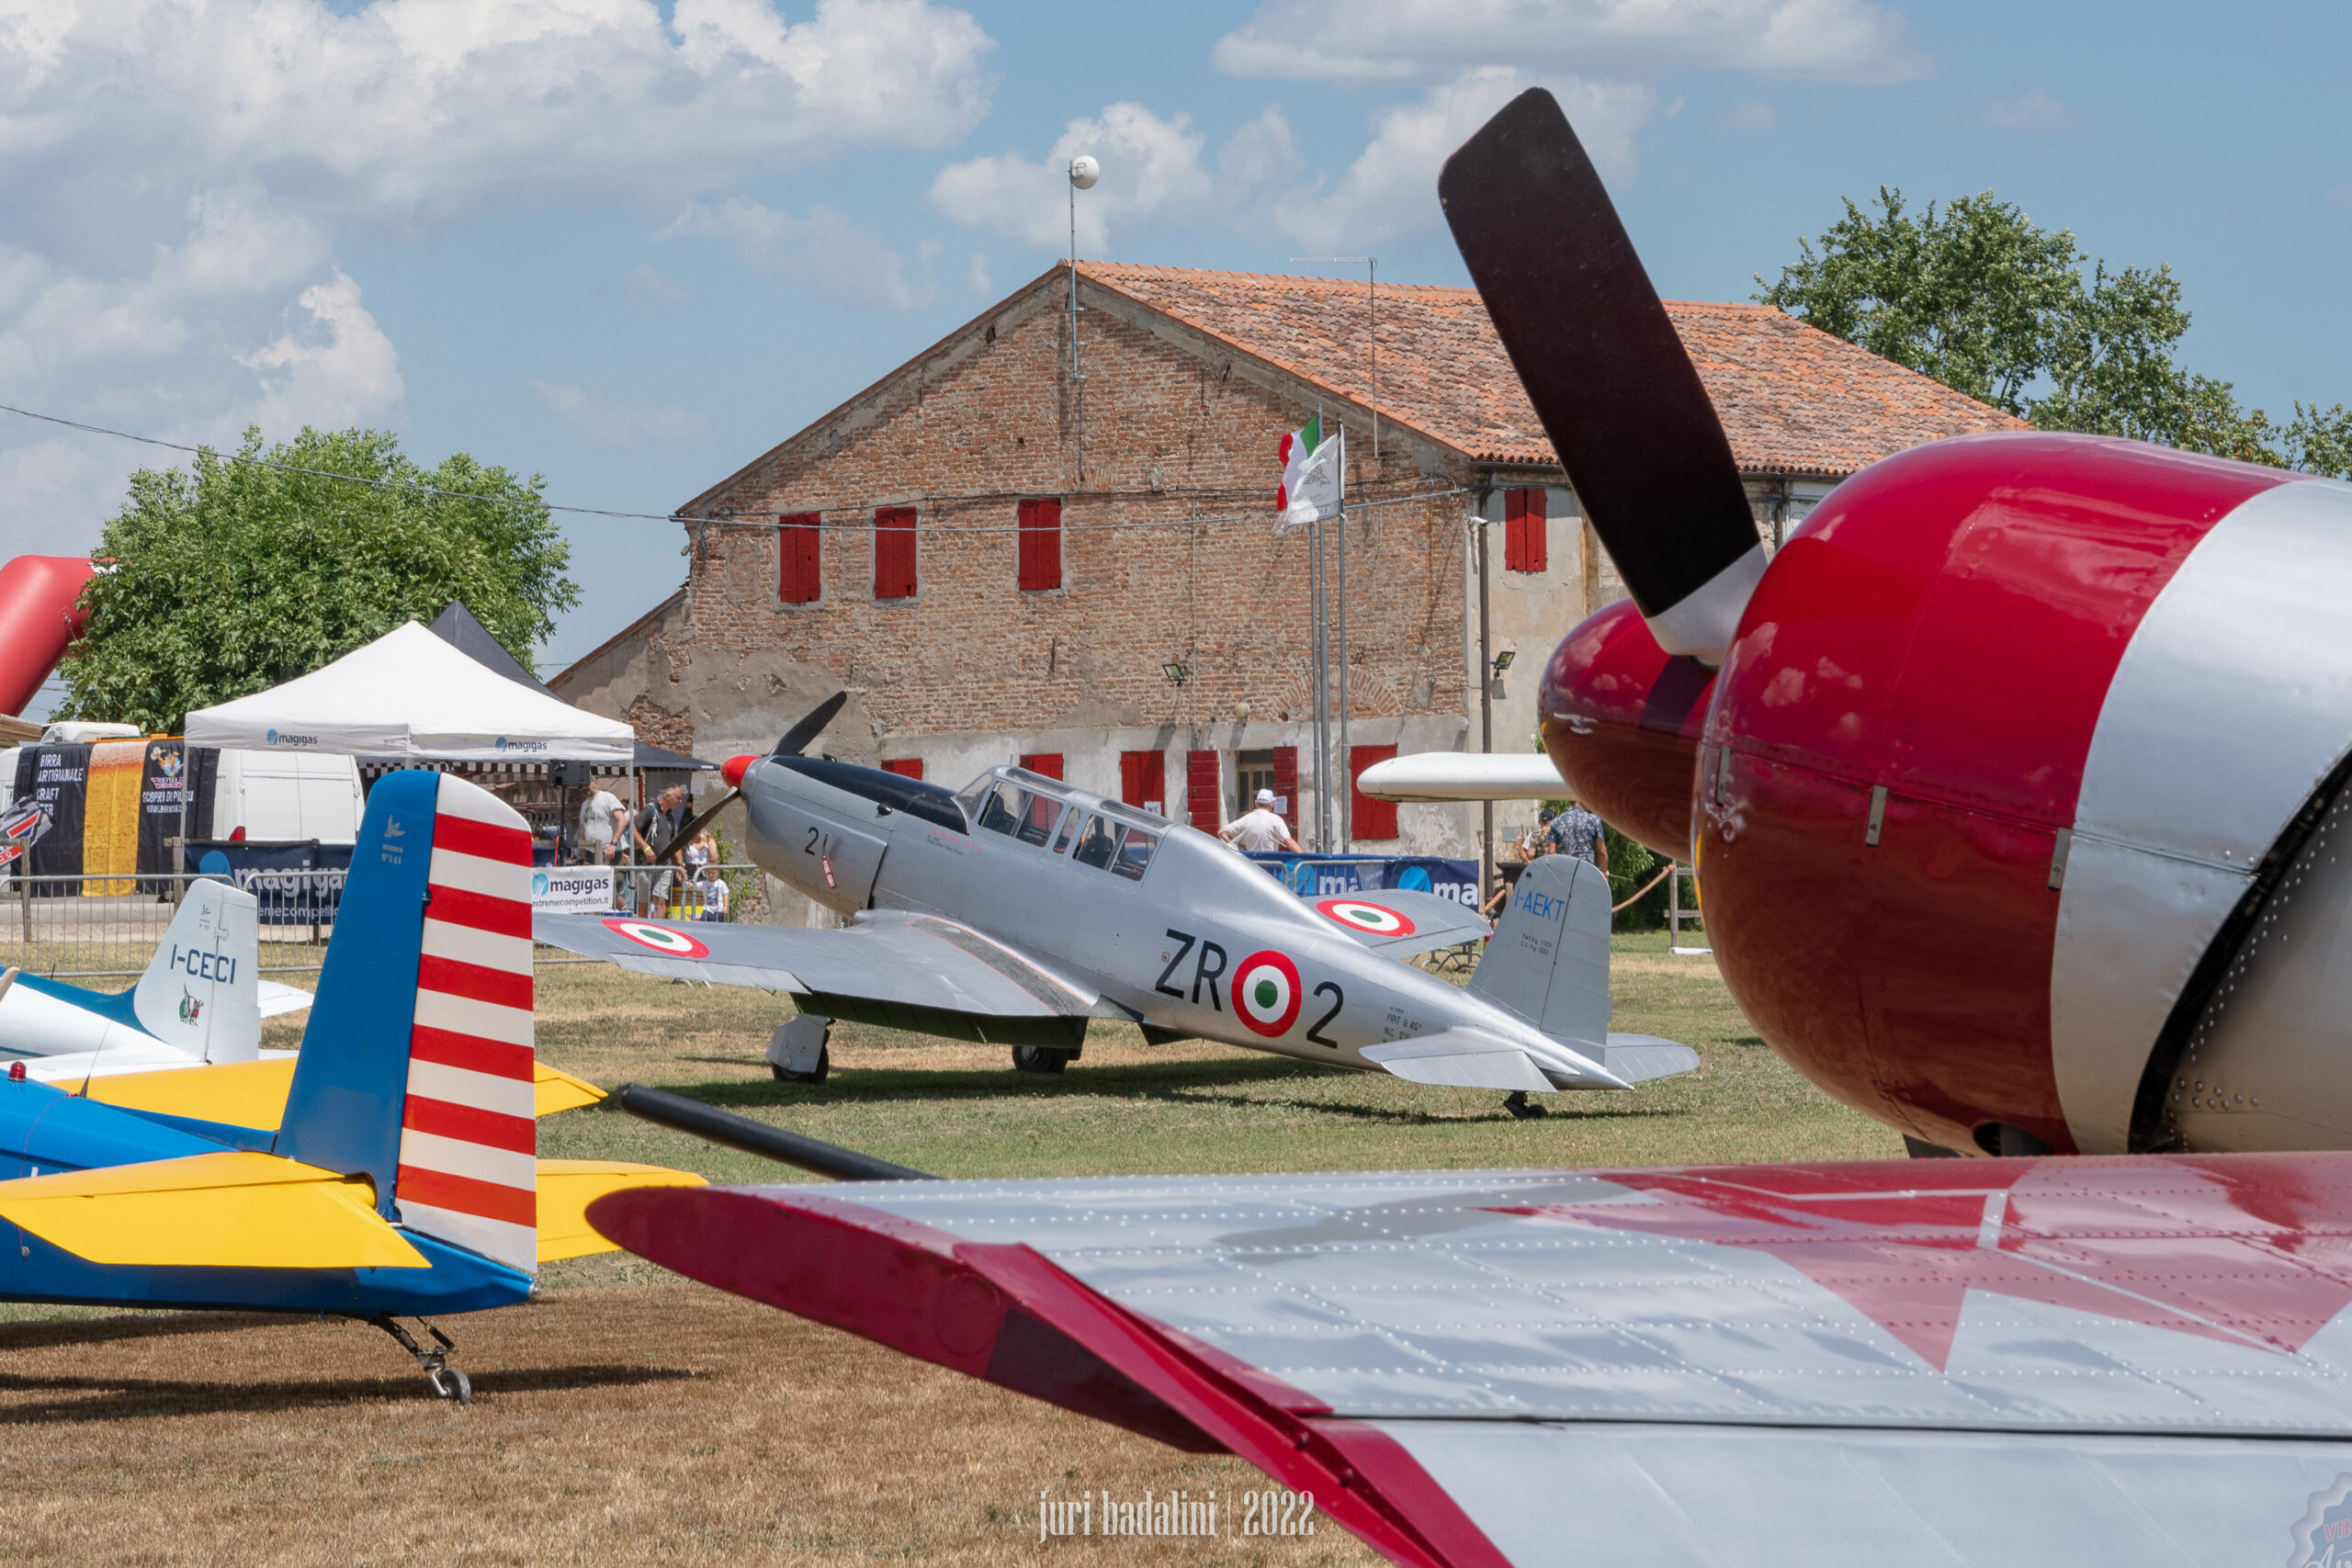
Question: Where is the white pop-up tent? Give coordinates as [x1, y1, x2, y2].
[185, 620, 635, 762]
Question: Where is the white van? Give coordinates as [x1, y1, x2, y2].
[210, 750, 364, 843]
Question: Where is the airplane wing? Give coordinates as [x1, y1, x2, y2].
[533, 909, 1108, 1042]
[256, 980, 313, 1018]
[1305, 890, 1490, 955]
[592, 1153, 2352, 1568]
[535, 1159, 707, 1262]
[0, 1150, 426, 1269]
[1354, 751, 1565, 803]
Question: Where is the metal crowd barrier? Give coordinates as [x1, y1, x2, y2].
[0, 870, 345, 981]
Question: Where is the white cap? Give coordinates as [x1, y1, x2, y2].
[1255, 788, 1275, 806]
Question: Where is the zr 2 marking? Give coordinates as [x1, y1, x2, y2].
[1306, 981, 1343, 1048]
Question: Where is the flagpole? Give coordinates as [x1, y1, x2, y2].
[1335, 428, 1351, 850]
[1309, 497, 1329, 852]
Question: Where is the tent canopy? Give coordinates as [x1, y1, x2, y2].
[186, 620, 637, 762]
[428, 602, 711, 771]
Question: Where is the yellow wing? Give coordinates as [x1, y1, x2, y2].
[83, 1057, 608, 1131]
[536, 1159, 707, 1262]
[0, 1151, 427, 1269]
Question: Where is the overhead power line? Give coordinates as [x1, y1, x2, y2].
[0, 399, 1470, 537]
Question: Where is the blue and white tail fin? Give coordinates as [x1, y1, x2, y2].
[130, 879, 264, 1064]
[275, 771, 538, 1274]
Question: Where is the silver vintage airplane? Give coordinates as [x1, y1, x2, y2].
[535, 696, 1696, 1109]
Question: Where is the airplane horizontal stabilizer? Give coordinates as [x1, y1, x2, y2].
[1599, 1034, 1701, 1085]
[256, 980, 313, 1018]
[0, 1150, 426, 1269]
[74, 1055, 605, 1132]
[1354, 750, 1566, 802]
[536, 1159, 708, 1262]
[1360, 1032, 1555, 1091]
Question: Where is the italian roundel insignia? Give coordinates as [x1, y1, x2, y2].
[1316, 897, 1417, 938]
[1232, 950, 1303, 1037]
[602, 918, 710, 960]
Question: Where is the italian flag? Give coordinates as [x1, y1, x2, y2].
[1276, 415, 1341, 528]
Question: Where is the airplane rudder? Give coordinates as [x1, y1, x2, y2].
[394, 773, 538, 1275]
[131, 878, 264, 1060]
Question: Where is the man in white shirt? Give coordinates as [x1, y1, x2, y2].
[577, 779, 628, 864]
[1220, 788, 1302, 853]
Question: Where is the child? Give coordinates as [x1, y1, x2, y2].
[694, 863, 730, 921]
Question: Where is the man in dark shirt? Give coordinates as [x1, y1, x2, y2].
[1545, 798, 1610, 873]
[632, 784, 692, 912]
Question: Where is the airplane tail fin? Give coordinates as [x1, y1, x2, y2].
[130, 878, 264, 1064]
[1468, 853, 1700, 1087]
[274, 771, 538, 1275]
[1470, 852, 1613, 1050]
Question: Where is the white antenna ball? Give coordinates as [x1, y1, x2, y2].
[1068, 154, 1100, 190]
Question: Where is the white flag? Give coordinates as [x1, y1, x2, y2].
[1279, 424, 1342, 531]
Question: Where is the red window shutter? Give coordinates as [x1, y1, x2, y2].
[1504, 488, 1547, 573]
[1185, 750, 1220, 829]
[880, 758, 923, 780]
[1119, 750, 1164, 812]
[1349, 744, 1400, 840]
[1270, 746, 1299, 830]
[1017, 751, 1064, 779]
[1018, 498, 1062, 591]
[779, 513, 820, 604]
[874, 507, 918, 599]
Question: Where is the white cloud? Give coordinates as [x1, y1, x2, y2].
[1984, 89, 2078, 132]
[534, 381, 709, 449]
[966, 253, 993, 296]
[661, 198, 935, 310]
[0, 0, 997, 225]
[1213, 0, 1928, 84]
[1276, 70, 1653, 248]
[931, 102, 1219, 254]
[239, 270, 406, 435]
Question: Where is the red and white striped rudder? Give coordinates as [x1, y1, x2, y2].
[393, 773, 537, 1273]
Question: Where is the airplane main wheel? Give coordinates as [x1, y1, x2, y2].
[1011, 1044, 1070, 1074]
[428, 1367, 473, 1404]
[773, 1045, 830, 1084]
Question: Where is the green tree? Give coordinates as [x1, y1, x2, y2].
[62, 426, 579, 732]
[1757, 189, 2350, 477]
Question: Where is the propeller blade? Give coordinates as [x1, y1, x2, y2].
[1440, 88, 1763, 660]
[658, 789, 738, 864]
[773, 691, 848, 758]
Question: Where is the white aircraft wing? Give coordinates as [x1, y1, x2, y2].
[1354, 751, 1566, 802]
[256, 980, 313, 1018]
[533, 909, 1111, 1037]
[593, 1153, 2352, 1567]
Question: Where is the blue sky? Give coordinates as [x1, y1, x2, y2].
[2, 0, 2345, 681]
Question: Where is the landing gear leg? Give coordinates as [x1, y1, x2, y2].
[767, 1015, 831, 1083]
[1502, 1090, 1548, 1120]
[372, 1314, 470, 1404]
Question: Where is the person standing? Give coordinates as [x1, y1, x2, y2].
[633, 784, 692, 913]
[693, 863, 730, 921]
[577, 777, 628, 866]
[1219, 788, 1302, 853]
[1545, 796, 1610, 873]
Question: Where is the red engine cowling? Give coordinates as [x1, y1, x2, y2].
[1543, 432, 2352, 1156]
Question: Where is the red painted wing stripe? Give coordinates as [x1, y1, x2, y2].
[434, 812, 532, 865]
[402, 1095, 535, 1154]
[398, 1165, 535, 1227]
[417, 953, 531, 1010]
[410, 1025, 532, 1081]
[425, 883, 533, 939]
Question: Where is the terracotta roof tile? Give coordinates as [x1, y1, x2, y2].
[1079, 262, 2023, 478]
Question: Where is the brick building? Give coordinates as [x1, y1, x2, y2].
[552, 262, 2017, 858]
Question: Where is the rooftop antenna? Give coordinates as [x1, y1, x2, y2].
[1068, 154, 1099, 386]
[1290, 255, 1379, 460]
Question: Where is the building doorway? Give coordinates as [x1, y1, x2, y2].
[1234, 750, 1274, 819]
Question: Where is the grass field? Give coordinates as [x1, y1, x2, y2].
[0, 932, 1900, 1564]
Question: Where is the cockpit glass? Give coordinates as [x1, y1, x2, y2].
[1016, 792, 1063, 846]
[1051, 810, 1082, 854]
[975, 782, 1025, 837]
[1112, 827, 1159, 881]
[1072, 816, 1122, 870]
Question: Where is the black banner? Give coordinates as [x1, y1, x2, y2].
[186, 840, 352, 924]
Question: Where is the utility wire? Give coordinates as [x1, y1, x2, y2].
[0, 398, 1468, 536]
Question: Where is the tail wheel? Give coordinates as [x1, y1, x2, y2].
[1011, 1044, 1071, 1075]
